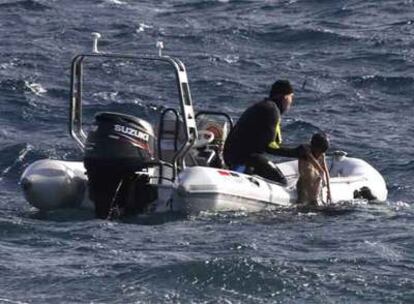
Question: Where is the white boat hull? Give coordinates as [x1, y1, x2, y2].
[21, 160, 91, 210]
[20, 155, 387, 214]
[170, 156, 387, 213]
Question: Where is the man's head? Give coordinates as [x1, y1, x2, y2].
[310, 132, 329, 156]
[269, 80, 294, 114]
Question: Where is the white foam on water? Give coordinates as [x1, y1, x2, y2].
[24, 81, 47, 96]
[137, 23, 153, 33]
[104, 0, 126, 5]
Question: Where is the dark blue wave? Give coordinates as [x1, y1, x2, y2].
[158, 0, 234, 14]
[0, 0, 50, 11]
[1, 79, 28, 93]
[347, 75, 414, 94]
[0, 143, 36, 180]
[252, 25, 358, 46]
[285, 120, 322, 134]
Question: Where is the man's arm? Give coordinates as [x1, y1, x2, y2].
[266, 144, 308, 158]
[306, 152, 325, 175]
[321, 154, 332, 203]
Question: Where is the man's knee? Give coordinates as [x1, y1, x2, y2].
[246, 155, 287, 185]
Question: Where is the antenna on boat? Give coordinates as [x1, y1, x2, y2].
[156, 41, 164, 57]
[91, 32, 102, 53]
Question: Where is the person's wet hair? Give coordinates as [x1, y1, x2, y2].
[310, 132, 329, 153]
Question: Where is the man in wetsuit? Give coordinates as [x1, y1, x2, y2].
[223, 80, 304, 185]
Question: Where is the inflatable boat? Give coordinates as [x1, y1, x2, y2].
[20, 34, 388, 217]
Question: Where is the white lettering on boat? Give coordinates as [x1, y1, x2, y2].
[114, 124, 149, 141]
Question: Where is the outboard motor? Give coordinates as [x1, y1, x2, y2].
[84, 112, 157, 219]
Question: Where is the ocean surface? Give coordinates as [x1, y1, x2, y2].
[1, 0, 413, 303]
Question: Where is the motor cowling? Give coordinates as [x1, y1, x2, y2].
[84, 112, 156, 167]
[84, 112, 157, 219]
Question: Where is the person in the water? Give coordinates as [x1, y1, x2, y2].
[223, 79, 305, 184]
[296, 132, 332, 206]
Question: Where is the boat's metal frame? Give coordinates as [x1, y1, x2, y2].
[69, 33, 198, 180]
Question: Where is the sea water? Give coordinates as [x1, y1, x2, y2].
[0, 1, 413, 303]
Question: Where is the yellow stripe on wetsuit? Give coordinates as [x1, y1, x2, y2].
[268, 122, 282, 149]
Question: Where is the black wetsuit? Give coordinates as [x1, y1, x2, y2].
[223, 98, 303, 184]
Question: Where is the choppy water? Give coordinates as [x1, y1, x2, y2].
[1, 0, 413, 303]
